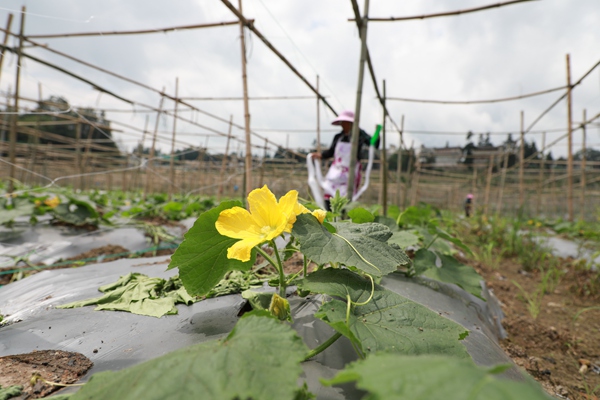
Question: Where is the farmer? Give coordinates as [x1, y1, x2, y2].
[311, 110, 379, 210]
[464, 193, 474, 217]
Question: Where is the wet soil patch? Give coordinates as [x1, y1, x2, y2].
[0, 350, 92, 399]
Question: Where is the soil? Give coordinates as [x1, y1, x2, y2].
[0, 350, 92, 399]
[465, 254, 600, 400]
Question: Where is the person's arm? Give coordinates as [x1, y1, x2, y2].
[319, 133, 341, 159]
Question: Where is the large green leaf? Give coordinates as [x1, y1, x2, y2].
[168, 201, 256, 296]
[348, 207, 375, 223]
[68, 314, 309, 400]
[421, 250, 484, 300]
[322, 354, 550, 400]
[387, 230, 420, 249]
[292, 215, 410, 277]
[308, 270, 469, 358]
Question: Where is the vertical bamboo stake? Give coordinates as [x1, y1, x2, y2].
[76, 122, 83, 188]
[122, 153, 129, 192]
[347, 0, 371, 201]
[0, 13, 14, 85]
[381, 80, 387, 216]
[259, 138, 267, 187]
[471, 166, 477, 199]
[135, 115, 150, 190]
[483, 155, 494, 215]
[519, 110, 525, 209]
[145, 91, 165, 198]
[403, 146, 413, 208]
[0, 14, 13, 178]
[580, 109, 587, 221]
[496, 148, 509, 216]
[536, 132, 546, 215]
[410, 160, 421, 207]
[238, 0, 252, 195]
[316, 75, 321, 154]
[396, 115, 404, 205]
[566, 54, 574, 221]
[168, 78, 179, 199]
[218, 115, 233, 200]
[8, 7, 25, 194]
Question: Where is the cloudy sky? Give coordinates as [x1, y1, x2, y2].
[0, 0, 598, 158]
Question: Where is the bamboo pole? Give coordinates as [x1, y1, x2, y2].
[496, 148, 509, 216]
[259, 138, 267, 187]
[358, 0, 535, 22]
[536, 132, 546, 215]
[381, 80, 387, 216]
[145, 91, 166, 198]
[483, 155, 494, 215]
[75, 122, 84, 188]
[8, 7, 25, 194]
[519, 110, 525, 208]
[316, 75, 321, 154]
[580, 109, 587, 221]
[566, 54, 574, 221]
[0, 13, 14, 87]
[471, 166, 477, 205]
[218, 115, 233, 200]
[169, 77, 179, 199]
[403, 146, 413, 208]
[410, 159, 421, 207]
[27, 21, 244, 39]
[238, 0, 253, 195]
[347, 0, 371, 201]
[396, 115, 404, 206]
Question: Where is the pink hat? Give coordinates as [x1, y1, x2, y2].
[467, 194, 474, 199]
[331, 110, 354, 125]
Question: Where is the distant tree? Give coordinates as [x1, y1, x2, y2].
[13, 96, 119, 155]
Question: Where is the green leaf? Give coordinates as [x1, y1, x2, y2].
[292, 215, 410, 277]
[322, 354, 550, 400]
[298, 268, 374, 303]
[52, 203, 96, 226]
[373, 215, 399, 231]
[412, 248, 437, 276]
[69, 315, 309, 400]
[421, 251, 485, 300]
[348, 207, 375, 223]
[388, 230, 420, 249]
[0, 198, 35, 224]
[429, 226, 473, 256]
[168, 201, 256, 296]
[310, 271, 469, 358]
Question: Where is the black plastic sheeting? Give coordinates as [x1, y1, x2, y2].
[0, 255, 521, 399]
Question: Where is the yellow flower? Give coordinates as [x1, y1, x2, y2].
[216, 185, 299, 262]
[44, 196, 60, 208]
[527, 220, 534, 225]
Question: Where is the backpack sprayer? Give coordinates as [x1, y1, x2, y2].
[307, 124, 381, 209]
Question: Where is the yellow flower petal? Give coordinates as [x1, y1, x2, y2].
[247, 185, 280, 229]
[311, 209, 327, 224]
[227, 236, 265, 262]
[216, 206, 262, 239]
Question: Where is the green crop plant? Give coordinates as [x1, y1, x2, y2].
[51, 186, 551, 399]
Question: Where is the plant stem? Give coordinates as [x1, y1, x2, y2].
[303, 254, 308, 277]
[302, 332, 342, 361]
[425, 233, 439, 250]
[255, 246, 282, 296]
[270, 240, 286, 298]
